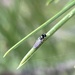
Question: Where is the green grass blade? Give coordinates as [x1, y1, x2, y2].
[3, 1, 75, 58]
[17, 8, 75, 69]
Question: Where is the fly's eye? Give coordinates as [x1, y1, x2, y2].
[40, 34, 46, 40]
[42, 34, 46, 37]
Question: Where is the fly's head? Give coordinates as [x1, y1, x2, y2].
[40, 33, 46, 40]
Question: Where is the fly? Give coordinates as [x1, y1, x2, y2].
[33, 33, 46, 48]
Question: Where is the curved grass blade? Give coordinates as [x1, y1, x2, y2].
[3, 1, 75, 58]
[17, 8, 75, 69]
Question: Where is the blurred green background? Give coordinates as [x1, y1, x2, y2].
[0, 0, 75, 75]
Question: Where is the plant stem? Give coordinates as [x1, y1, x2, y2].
[46, 8, 75, 37]
[3, 1, 75, 58]
[17, 8, 75, 69]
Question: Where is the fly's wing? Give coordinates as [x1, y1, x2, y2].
[33, 38, 43, 48]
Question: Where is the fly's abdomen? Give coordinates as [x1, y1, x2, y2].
[33, 38, 43, 48]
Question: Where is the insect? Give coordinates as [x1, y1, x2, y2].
[33, 34, 46, 48]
